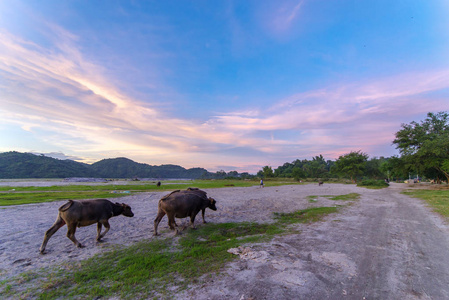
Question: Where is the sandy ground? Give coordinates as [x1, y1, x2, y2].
[1, 182, 449, 299]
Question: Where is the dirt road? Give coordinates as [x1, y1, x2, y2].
[1, 182, 449, 299]
[181, 183, 449, 300]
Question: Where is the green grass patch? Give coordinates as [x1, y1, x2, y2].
[0, 191, 139, 206]
[402, 189, 449, 221]
[0, 180, 256, 193]
[306, 193, 360, 202]
[273, 206, 340, 224]
[0, 180, 304, 206]
[327, 193, 360, 201]
[308, 195, 318, 202]
[357, 179, 389, 189]
[6, 204, 344, 299]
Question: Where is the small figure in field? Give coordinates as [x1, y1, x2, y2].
[260, 179, 264, 188]
[39, 199, 134, 254]
[154, 188, 217, 236]
[157, 181, 161, 187]
[318, 181, 324, 186]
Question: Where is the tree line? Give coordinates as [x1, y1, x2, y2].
[256, 112, 449, 183]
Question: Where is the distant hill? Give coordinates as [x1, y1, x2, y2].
[0, 151, 98, 179]
[90, 157, 209, 179]
[0, 151, 210, 179]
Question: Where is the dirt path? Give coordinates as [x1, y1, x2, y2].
[180, 183, 449, 300]
[1, 183, 449, 299]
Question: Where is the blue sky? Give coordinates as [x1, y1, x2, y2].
[1, 0, 449, 173]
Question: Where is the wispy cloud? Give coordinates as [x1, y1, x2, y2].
[2, 17, 449, 172]
[268, 0, 305, 34]
[209, 69, 449, 160]
[286, 0, 305, 25]
[0, 24, 269, 168]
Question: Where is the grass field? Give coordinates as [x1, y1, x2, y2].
[402, 188, 449, 221]
[0, 179, 305, 206]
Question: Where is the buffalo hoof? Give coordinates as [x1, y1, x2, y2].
[77, 244, 85, 248]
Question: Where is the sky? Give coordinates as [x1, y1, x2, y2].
[1, 0, 449, 174]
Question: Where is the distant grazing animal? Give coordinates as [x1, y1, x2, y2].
[157, 181, 161, 187]
[39, 199, 134, 254]
[318, 181, 324, 186]
[154, 188, 217, 235]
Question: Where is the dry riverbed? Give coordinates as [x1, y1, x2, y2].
[1, 182, 449, 299]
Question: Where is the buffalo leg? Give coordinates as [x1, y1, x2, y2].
[66, 224, 83, 248]
[39, 216, 66, 254]
[201, 208, 207, 224]
[96, 223, 102, 241]
[167, 213, 176, 230]
[189, 215, 197, 229]
[167, 213, 181, 235]
[97, 220, 110, 241]
[153, 210, 166, 236]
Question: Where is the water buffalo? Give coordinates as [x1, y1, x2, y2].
[39, 199, 134, 254]
[154, 188, 217, 235]
[318, 181, 324, 186]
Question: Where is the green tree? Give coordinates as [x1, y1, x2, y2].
[393, 111, 449, 182]
[274, 162, 294, 177]
[291, 166, 305, 181]
[365, 157, 386, 179]
[215, 170, 227, 179]
[261, 166, 274, 178]
[240, 172, 251, 179]
[227, 171, 239, 178]
[309, 155, 329, 178]
[332, 151, 368, 182]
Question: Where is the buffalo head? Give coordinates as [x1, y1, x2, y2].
[117, 203, 134, 217]
[208, 197, 217, 211]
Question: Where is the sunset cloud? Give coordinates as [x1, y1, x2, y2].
[209, 70, 449, 160]
[2, 23, 448, 170]
[1, 1, 448, 172]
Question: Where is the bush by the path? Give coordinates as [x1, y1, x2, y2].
[357, 179, 389, 189]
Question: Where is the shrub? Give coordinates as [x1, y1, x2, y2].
[357, 179, 389, 188]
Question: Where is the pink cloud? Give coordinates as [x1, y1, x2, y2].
[208, 69, 449, 161]
[2, 20, 448, 172]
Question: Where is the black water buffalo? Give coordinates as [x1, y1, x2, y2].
[39, 199, 134, 254]
[154, 188, 217, 235]
[319, 181, 324, 186]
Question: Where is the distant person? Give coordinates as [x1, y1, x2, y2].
[260, 179, 264, 188]
[157, 181, 161, 187]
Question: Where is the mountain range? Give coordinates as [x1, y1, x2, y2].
[0, 151, 211, 179]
